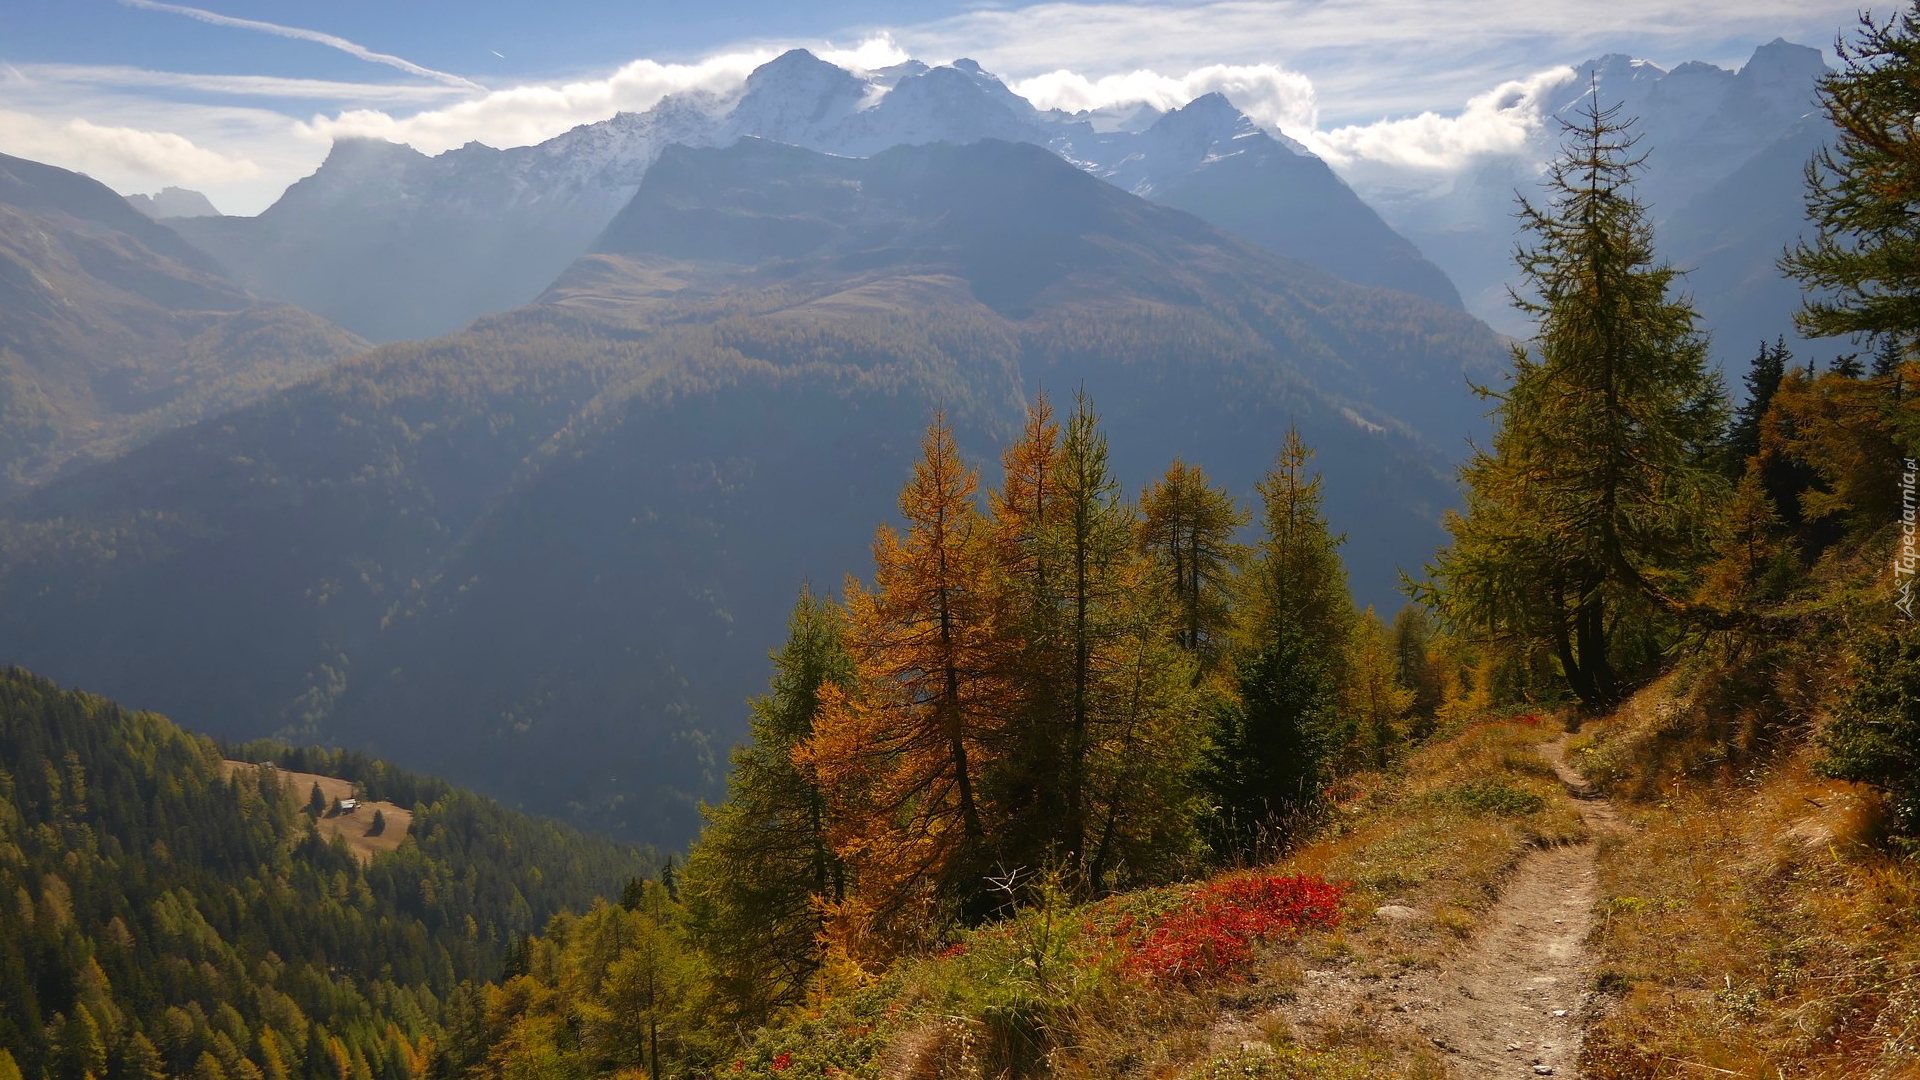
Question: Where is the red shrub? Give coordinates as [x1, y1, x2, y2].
[1121, 874, 1344, 982]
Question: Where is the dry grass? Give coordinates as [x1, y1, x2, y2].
[729, 715, 1583, 1080]
[1044, 716, 1580, 1078]
[221, 760, 411, 864]
[1574, 676, 1920, 1080]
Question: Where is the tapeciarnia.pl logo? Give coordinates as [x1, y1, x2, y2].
[1899, 457, 1917, 619]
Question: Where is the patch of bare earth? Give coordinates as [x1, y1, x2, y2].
[1237, 734, 1621, 1078]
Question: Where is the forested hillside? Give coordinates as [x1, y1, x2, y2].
[0, 153, 366, 500]
[0, 668, 652, 1080]
[0, 138, 1505, 847]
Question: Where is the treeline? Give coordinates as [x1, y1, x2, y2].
[0, 669, 653, 1080]
[690, 400, 1416, 994]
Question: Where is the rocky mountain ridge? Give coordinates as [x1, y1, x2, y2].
[172, 49, 1459, 343]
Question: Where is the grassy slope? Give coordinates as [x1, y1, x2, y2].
[722, 716, 1584, 1080]
[1574, 675, 1920, 1079]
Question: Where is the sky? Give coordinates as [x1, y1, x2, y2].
[0, 0, 1865, 214]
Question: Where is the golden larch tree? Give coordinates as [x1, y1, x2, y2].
[799, 413, 1009, 948]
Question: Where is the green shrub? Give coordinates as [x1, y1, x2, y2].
[1817, 623, 1920, 834]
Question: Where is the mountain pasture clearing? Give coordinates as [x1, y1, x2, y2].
[223, 760, 411, 863]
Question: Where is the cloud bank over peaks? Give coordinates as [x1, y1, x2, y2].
[0, 109, 262, 185]
[297, 35, 914, 155]
[209, 45, 1608, 217]
[1010, 63, 1319, 134]
[1303, 66, 1578, 174]
[294, 41, 1564, 181]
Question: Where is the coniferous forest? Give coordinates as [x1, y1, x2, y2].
[5, 7, 1920, 1080]
[0, 670, 653, 1080]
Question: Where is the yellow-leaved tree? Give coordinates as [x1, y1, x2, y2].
[799, 413, 1011, 956]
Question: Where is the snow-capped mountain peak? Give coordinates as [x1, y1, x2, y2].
[726, 48, 870, 145]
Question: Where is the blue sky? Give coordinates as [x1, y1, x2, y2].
[3, 1, 941, 79]
[0, 0, 1864, 212]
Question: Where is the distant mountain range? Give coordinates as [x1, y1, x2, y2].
[170, 49, 1460, 344]
[1357, 38, 1837, 367]
[0, 152, 365, 500]
[125, 185, 220, 218]
[0, 138, 1505, 846]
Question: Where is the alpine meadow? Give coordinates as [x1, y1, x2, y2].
[1, 3, 1917, 1079]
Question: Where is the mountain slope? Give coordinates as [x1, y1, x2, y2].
[1661, 116, 1838, 361]
[174, 51, 1459, 342]
[170, 94, 722, 345]
[0, 139, 1505, 847]
[0, 665, 651, 1080]
[1089, 94, 1462, 307]
[0, 152, 366, 501]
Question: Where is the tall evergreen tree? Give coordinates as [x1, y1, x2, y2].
[1422, 96, 1727, 709]
[599, 890, 701, 1080]
[1348, 609, 1415, 770]
[1053, 392, 1133, 866]
[1247, 426, 1354, 659]
[1137, 459, 1247, 668]
[1728, 338, 1790, 467]
[1782, 5, 1920, 343]
[1870, 334, 1907, 400]
[1206, 427, 1350, 858]
[115, 1033, 164, 1080]
[987, 396, 1072, 875]
[684, 585, 853, 1023]
[52, 1008, 105, 1080]
[1390, 605, 1444, 735]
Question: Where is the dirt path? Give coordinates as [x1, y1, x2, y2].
[1239, 734, 1623, 1078]
[1419, 736, 1622, 1078]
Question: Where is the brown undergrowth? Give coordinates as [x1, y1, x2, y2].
[1574, 674, 1920, 1079]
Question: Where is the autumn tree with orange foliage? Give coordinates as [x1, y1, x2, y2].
[986, 395, 1073, 875]
[799, 414, 1012, 951]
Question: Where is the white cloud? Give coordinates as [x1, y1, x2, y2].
[816, 34, 913, 72]
[1012, 63, 1319, 132]
[296, 52, 769, 154]
[121, 0, 483, 90]
[294, 34, 909, 155]
[1304, 67, 1577, 171]
[15, 62, 471, 105]
[0, 109, 262, 185]
[894, 0, 1854, 124]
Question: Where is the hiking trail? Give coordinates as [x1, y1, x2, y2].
[1224, 733, 1623, 1078]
